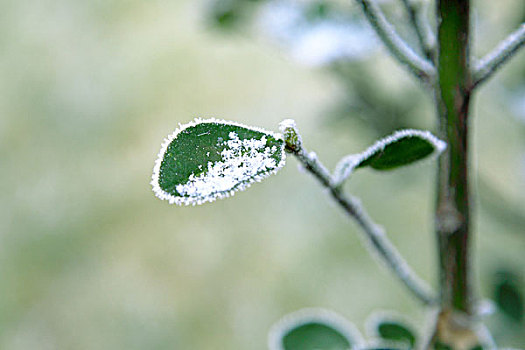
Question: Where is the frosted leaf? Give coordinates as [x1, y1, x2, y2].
[365, 310, 418, 349]
[333, 129, 446, 186]
[493, 270, 524, 323]
[268, 308, 363, 350]
[151, 118, 285, 205]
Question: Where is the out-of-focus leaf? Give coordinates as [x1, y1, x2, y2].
[377, 321, 416, 348]
[269, 308, 362, 350]
[493, 270, 524, 323]
[282, 323, 350, 349]
[366, 312, 418, 349]
[208, 0, 265, 30]
[151, 118, 285, 205]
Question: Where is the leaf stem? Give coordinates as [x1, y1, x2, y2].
[399, 0, 436, 61]
[354, 0, 435, 83]
[289, 139, 436, 305]
[472, 23, 525, 88]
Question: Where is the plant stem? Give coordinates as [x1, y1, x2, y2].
[472, 23, 525, 89]
[400, 0, 436, 62]
[354, 0, 435, 83]
[436, 0, 471, 315]
[432, 0, 479, 347]
[289, 144, 436, 306]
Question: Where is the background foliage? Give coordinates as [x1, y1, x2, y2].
[1, 0, 524, 348]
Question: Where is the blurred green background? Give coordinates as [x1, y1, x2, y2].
[1, 0, 524, 349]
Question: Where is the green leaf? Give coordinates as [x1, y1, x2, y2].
[366, 312, 417, 349]
[269, 308, 362, 350]
[151, 118, 285, 205]
[493, 270, 524, 323]
[333, 130, 446, 186]
[377, 322, 416, 348]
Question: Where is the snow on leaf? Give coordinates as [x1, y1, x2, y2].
[151, 118, 286, 205]
[333, 129, 446, 186]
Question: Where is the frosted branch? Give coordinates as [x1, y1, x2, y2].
[473, 23, 525, 88]
[399, 0, 435, 61]
[354, 0, 435, 83]
[281, 121, 436, 305]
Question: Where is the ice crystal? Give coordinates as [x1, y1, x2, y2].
[175, 133, 278, 200]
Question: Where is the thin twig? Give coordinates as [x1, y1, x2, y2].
[354, 0, 435, 83]
[472, 23, 525, 89]
[289, 142, 436, 305]
[399, 0, 435, 61]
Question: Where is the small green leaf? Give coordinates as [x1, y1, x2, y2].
[333, 130, 446, 186]
[377, 322, 416, 348]
[269, 308, 363, 350]
[366, 312, 417, 349]
[493, 270, 524, 323]
[152, 118, 285, 205]
[357, 131, 444, 170]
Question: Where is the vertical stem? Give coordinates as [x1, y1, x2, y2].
[436, 0, 472, 314]
[432, 0, 480, 348]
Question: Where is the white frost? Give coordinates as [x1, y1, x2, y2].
[176, 133, 278, 202]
